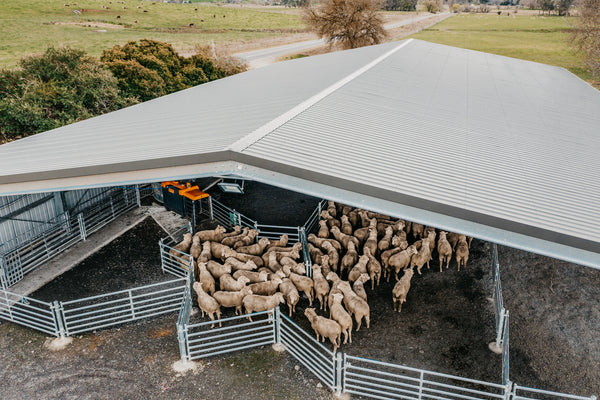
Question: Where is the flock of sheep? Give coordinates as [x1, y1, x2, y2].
[170, 201, 473, 353]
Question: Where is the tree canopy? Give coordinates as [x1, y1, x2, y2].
[571, 0, 600, 78]
[304, 0, 387, 50]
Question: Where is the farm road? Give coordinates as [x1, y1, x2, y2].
[236, 12, 450, 69]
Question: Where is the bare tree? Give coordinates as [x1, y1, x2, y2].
[571, 0, 600, 78]
[304, 0, 387, 50]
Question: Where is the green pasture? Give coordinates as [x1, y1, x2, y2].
[410, 13, 592, 83]
[0, 0, 305, 67]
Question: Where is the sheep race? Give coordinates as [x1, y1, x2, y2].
[171, 200, 475, 354]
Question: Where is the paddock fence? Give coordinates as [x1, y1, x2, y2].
[60, 277, 187, 336]
[0, 290, 61, 336]
[0, 186, 140, 289]
[491, 244, 507, 348]
[510, 385, 596, 400]
[159, 223, 194, 280]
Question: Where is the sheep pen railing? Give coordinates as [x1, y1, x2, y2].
[0, 289, 62, 336]
[491, 244, 506, 349]
[0, 186, 141, 289]
[159, 223, 195, 280]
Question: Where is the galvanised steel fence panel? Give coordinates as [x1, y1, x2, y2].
[81, 188, 137, 236]
[491, 244, 506, 348]
[343, 355, 508, 400]
[255, 224, 300, 242]
[511, 385, 596, 400]
[502, 313, 509, 387]
[0, 289, 59, 336]
[159, 223, 194, 280]
[299, 227, 313, 278]
[60, 278, 187, 335]
[303, 199, 327, 235]
[184, 308, 276, 360]
[279, 313, 337, 390]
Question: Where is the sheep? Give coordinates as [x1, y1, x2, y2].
[340, 240, 359, 276]
[194, 226, 227, 243]
[279, 278, 300, 317]
[376, 219, 404, 237]
[219, 274, 250, 292]
[437, 231, 453, 271]
[280, 257, 306, 275]
[411, 238, 432, 275]
[329, 293, 352, 344]
[320, 241, 339, 272]
[364, 247, 382, 289]
[192, 282, 221, 328]
[340, 215, 353, 235]
[267, 234, 289, 249]
[319, 255, 332, 278]
[170, 233, 192, 261]
[233, 269, 268, 284]
[358, 210, 371, 228]
[221, 227, 250, 247]
[232, 230, 259, 249]
[224, 250, 264, 268]
[330, 226, 360, 250]
[318, 220, 330, 238]
[425, 229, 437, 254]
[392, 267, 415, 312]
[338, 281, 370, 331]
[263, 245, 301, 268]
[243, 292, 285, 321]
[352, 273, 370, 302]
[196, 262, 215, 295]
[348, 254, 369, 284]
[412, 223, 424, 239]
[388, 246, 418, 281]
[308, 243, 324, 265]
[312, 265, 330, 312]
[266, 251, 282, 273]
[308, 234, 342, 253]
[353, 217, 377, 243]
[209, 241, 234, 261]
[283, 265, 314, 306]
[378, 226, 394, 253]
[326, 271, 344, 310]
[340, 204, 354, 216]
[347, 209, 360, 229]
[320, 210, 341, 228]
[206, 260, 231, 279]
[190, 235, 202, 260]
[392, 231, 409, 250]
[363, 228, 378, 257]
[213, 286, 253, 315]
[248, 276, 282, 296]
[304, 308, 341, 353]
[225, 258, 257, 271]
[198, 240, 212, 263]
[258, 267, 286, 281]
[446, 232, 460, 250]
[327, 200, 337, 218]
[455, 235, 470, 271]
[235, 237, 270, 256]
[264, 241, 302, 254]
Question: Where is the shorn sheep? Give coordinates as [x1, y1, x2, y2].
[279, 278, 300, 317]
[304, 308, 341, 353]
[339, 281, 370, 331]
[392, 267, 415, 312]
[213, 286, 253, 315]
[437, 231, 453, 271]
[312, 265, 330, 312]
[455, 235, 470, 271]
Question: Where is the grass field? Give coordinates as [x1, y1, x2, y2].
[410, 13, 594, 84]
[0, 0, 306, 67]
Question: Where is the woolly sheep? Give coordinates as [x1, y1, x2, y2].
[194, 226, 226, 243]
[338, 281, 370, 331]
[411, 223, 424, 240]
[329, 293, 352, 344]
[320, 210, 341, 228]
[318, 220, 330, 238]
[225, 257, 257, 271]
[213, 286, 253, 315]
[325, 271, 344, 310]
[192, 281, 221, 328]
[198, 241, 212, 263]
[231, 229, 259, 249]
[437, 231, 453, 271]
[235, 237, 270, 256]
[283, 265, 314, 306]
[243, 292, 284, 321]
[219, 274, 250, 292]
[170, 233, 192, 261]
[388, 246, 418, 281]
[304, 308, 341, 353]
[348, 254, 369, 284]
[352, 273, 370, 302]
[279, 278, 300, 317]
[320, 241, 339, 272]
[196, 262, 215, 295]
[392, 267, 415, 312]
[267, 234, 289, 249]
[411, 238, 432, 275]
[364, 247, 382, 289]
[327, 200, 337, 218]
[312, 265, 330, 312]
[455, 235, 470, 271]
[190, 235, 202, 260]
[340, 215, 353, 235]
[377, 226, 394, 253]
[330, 226, 360, 250]
[363, 228, 378, 257]
[206, 260, 232, 279]
[248, 276, 282, 296]
[340, 240, 359, 276]
[308, 243, 324, 264]
[221, 227, 250, 247]
[232, 269, 268, 284]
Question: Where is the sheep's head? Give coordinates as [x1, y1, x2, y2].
[358, 273, 370, 283]
[239, 276, 251, 285]
[281, 265, 291, 277]
[385, 226, 393, 236]
[183, 233, 193, 242]
[292, 242, 302, 252]
[304, 307, 317, 319]
[278, 234, 289, 246]
[439, 231, 448, 239]
[326, 271, 339, 282]
[312, 264, 321, 274]
[293, 263, 306, 275]
[245, 260, 258, 270]
[407, 246, 418, 256]
[274, 269, 286, 279]
[272, 276, 283, 285]
[338, 281, 351, 293]
[391, 236, 401, 247]
[330, 225, 340, 234]
[307, 233, 316, 242]
[289, 249, 300, 259]
[332, 293, 344, 304]
[364, 247, 372, 257]
[216, 226, 227, 235]
[404, 267, 415, 278]
[248, 229, 258, 239]
[258, 271, 269, 282]
[193, 281, 203, 293]
[319, 220, 328, 228]
[341, 215, 349, 223]
[395, 221, 406, 232]
[258, 237, 270, 247]
[274, 292, 285, 304]
[197, 262, 208, 271]
[232, 225, 242, 234]
[192, 235, 201, 244]
[347, 241, 356, 252]
[320, 210, 331, 219]
[241, 286, 253, 296]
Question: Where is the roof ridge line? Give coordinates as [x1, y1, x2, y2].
[227, 38, 414, 153]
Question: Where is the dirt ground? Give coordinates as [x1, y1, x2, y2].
[1, 182, 599, 399]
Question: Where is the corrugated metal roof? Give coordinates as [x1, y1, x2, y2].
[1, 39, 599, 268]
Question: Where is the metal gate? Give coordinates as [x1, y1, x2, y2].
[278, 313, 340, 391]
[342, 355, 509, 400]
[0, 289, 61, 336]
